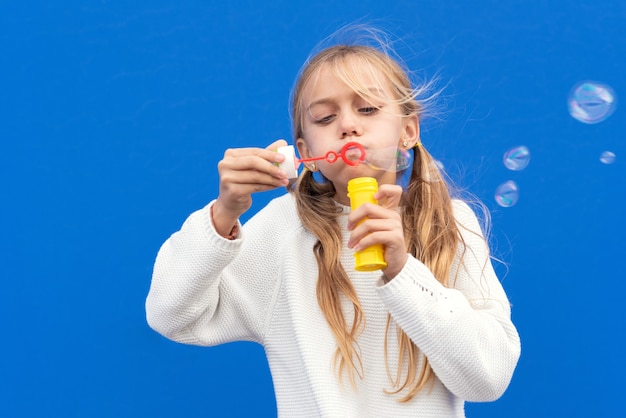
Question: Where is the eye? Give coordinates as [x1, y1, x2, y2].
[359, 106, 380, 115]
[313, 114, 335, 124]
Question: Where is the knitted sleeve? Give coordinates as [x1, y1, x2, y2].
[145, 199, 283, 346]
[376, 199, 521, 402]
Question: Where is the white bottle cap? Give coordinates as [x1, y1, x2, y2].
[277, 145, 299, 179]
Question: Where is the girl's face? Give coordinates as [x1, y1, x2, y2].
[296, 62, 419, 205]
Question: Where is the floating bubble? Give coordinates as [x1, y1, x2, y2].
[494, 180, 519, 208]
[568, 81, 617, 124]
[503, 145, 530, 171]
[600, 151, 616, 165]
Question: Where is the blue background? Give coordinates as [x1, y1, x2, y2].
[1, 1, 624, 417]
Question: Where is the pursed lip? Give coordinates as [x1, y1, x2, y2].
[337, 141, 367, 166]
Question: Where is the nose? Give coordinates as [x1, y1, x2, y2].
[338, 111, 362, 138]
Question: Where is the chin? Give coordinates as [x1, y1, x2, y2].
[347, 165, 376, 176]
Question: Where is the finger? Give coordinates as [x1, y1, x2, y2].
[220, 151, 289, 182]
[218, 154, 289, 205]
[266, 138, 289, 152]
[349, 230, 406, 263]
[375, 184, 403, 209]
[349, 216, 401, 243]
[255, 138, 289, 164]
[347, 202, 399, 230]
[221, 172, 288, 192]
[221, 153, 284, 175]
[347, 207, 402, 245]
[224, 146, 285, 166]
[219, 166, 288, 197]
[218, 169, 287, 215]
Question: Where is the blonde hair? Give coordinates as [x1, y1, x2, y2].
[289, 36, 464, 402]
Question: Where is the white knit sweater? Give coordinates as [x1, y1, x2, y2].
[146, 193, 520, 417]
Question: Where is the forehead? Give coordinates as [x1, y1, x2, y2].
[301, 59, 392, 104]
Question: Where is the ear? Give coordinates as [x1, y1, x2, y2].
[296, 137, 313, 160]
[400, 115, 420, 149]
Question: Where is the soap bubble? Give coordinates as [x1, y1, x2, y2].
[503, 146, 530, 171]
[365, 146, 413, 172]
[600, 151, 616, 165]
[494, 180, 519, 208]
[568, 81, 617, 124]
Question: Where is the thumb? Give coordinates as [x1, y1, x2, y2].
[375, 184, 403, 209]
[266, 138, 289, 151]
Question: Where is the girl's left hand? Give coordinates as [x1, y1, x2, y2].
[347, 184, 408, 280]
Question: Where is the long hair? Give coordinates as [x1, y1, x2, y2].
[289, 36, 464, 401]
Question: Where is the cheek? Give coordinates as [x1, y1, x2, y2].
[382, 121, 405, 141]
[300, 128, 326, 154]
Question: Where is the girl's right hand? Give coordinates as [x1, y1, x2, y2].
[212, 139, 289, 237]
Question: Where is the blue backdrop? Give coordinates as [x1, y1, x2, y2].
[1, 1, 624, 417]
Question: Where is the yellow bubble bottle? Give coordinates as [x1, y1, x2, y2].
[347, 177, 387, 271]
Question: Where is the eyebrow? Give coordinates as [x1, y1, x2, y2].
[307, 98, 335, 110]
[306, 87, 388, 111]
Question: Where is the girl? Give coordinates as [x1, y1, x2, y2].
[146, 29, 520, 417]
